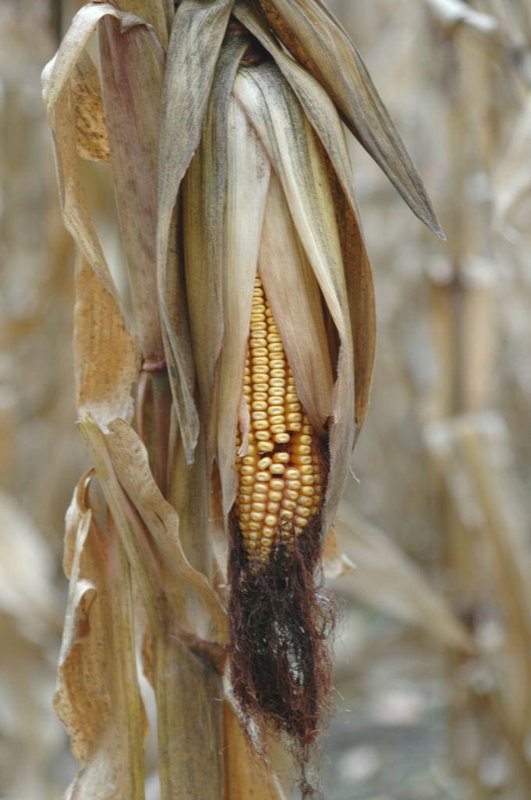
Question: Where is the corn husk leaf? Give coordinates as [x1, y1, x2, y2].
[157, 0, 234, 462]
[233, 63, 354, 531]
[233, 6, 376, 429]
[258, 173, 334, 432]
[328, 160, 376, 433]
[336, 502, 474, 653]
[74, 256, 139, 428]
[174, 31, 250, 575]
[252, 0, 443, 237]
[42, 3, 153, 297]
[55, 477, 145, 800]
[234, 1, 358, 215]
[222, 702, 289, 800]
[217, 98, 271, 515]
[182, 27, 250, 426]
[98, 15, 164, 356]
[120, 0, 172, 46]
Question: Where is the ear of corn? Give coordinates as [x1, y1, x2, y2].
[235, 276, 325, 566]
[231, 62, 356, 534]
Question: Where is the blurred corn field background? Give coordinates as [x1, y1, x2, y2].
[1, 0, 530, 798]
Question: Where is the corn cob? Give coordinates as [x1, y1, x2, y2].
[235, 275, 325, 566]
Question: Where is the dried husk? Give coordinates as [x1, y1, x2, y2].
[120, 0, 172, 46]
[233, 62, 356, 531]
[231, 7, 378, 432]
[258, 174, 335, 433]
[174, 27, 250, 576]
[216, 98, 271, 515]
[250, 0, 444, 236]
[157, 0, 235, 462]
[182, 27, 250, 425]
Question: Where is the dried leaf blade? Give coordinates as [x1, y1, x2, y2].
[251, 0, 444, 237]
[157, 0, 235, 460]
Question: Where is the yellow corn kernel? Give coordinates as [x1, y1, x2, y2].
[234, 275, 325, 566]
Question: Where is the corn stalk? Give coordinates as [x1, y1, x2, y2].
[43, 0, 440, 797]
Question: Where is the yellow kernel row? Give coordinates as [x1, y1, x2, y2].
[234, 275, 325, 566]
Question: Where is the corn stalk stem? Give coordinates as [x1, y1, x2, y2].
[136, 366, 172, 498]
[153, 628, 223, 800]
[107, 520, 147, 800]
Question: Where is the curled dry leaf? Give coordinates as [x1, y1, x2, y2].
[249, 0, 444, 237]
[44, 3, 165, 359]
[105, 418, 228, 645]
[42, 3, 153, 297]
[98, 14, 165, 357]
[77, 417, 228, 800]
[74, 256, 139, 428]
[55, 477, 145, 800]
[157, 0, 235, 462]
